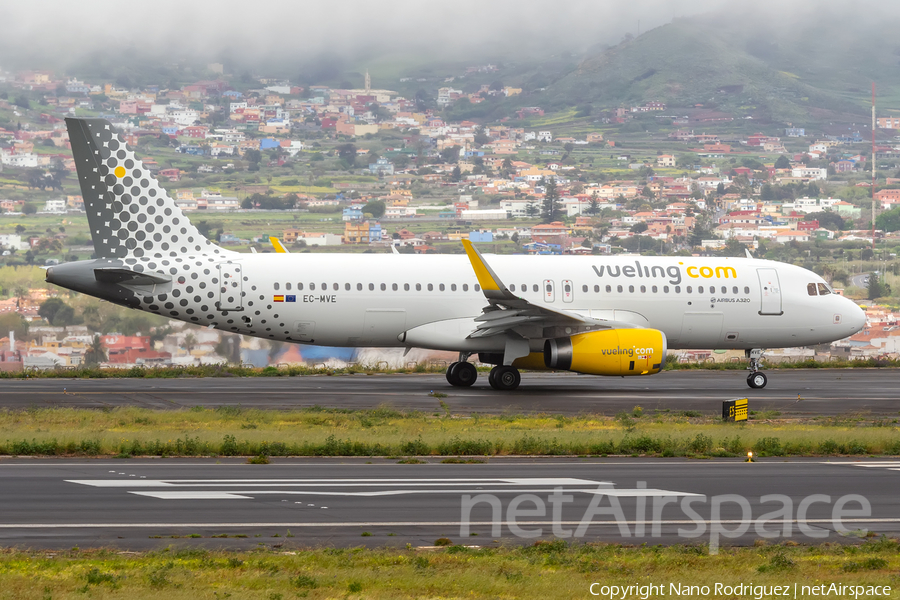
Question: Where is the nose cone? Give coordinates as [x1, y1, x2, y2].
[844, 297, 866, 334]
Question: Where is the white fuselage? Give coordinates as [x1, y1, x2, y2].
[217, 253, 864, 352]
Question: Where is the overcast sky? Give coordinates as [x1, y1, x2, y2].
[0, 0, 891, 70]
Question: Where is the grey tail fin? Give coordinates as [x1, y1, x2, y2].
[66, 117, 228, 260]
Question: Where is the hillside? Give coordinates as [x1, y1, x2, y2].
[541, 11, 900, 126]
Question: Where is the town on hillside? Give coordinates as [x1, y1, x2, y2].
[0, 64, 899, 368]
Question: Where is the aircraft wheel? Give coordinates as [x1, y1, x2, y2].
[454, 362, 478, 387]
[489, 366, 521, 391]
[747, 372, 767, 389]
[446, 362, 460, 386]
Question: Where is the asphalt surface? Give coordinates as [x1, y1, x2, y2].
[1, 369, 898, 415]
[0, 458, 896, 549]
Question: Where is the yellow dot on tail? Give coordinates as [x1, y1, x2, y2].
[114, 166, 126, 178]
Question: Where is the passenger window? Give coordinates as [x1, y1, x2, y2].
[652, 285, 657, 293]
[356, 283, 362, 291]
[392, 283, 398, 291]
[321, 283, 326, 290]
[451, 284, 457, 291]
[564, 283, 571, 293]
[594, 285, 600, 292]
[675, 286, 681, 293]
[462, 284, 468, 291]
[298, 283, 304, 291]
[285, 283, 291, 291]
[510, 284, 516, 292]
[606, 285, 612, 293]
[545, 283, 552, 292]
[381, 283, 386, 291]
[617, 285, 623, 293]
[439, 283, 445, 291]
[345, 283, 350, 291]
[663, 286, 669, 293]
[628, 285, 634, 293]
[404, 283, 410, 291]
[698, 286, 704, 294]
[640, 285, 646, 293]
[818, 283, 831, 295]
[310, 283, 316, 291]
[582, 285, 588, 293]
[475, 284, 481, 291]
[427, 284, 433, 291]
[368, 283, 374, 291]
[333, 283, 339, 291]
[732, 286, 738, 294]
[274, 283, 280, 291]
[744, 286, 750, 294]
[416, 283, 422, 291]
[533, 284, 539, 292]
[686, 286, 692, 293]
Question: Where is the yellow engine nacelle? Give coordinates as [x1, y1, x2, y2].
[543, 328, 667, 376]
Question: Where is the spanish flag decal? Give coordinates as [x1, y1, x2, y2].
[273, 295, 285, 302]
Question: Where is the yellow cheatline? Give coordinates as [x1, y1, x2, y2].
[269, 237, 288, 253]
[114, 166, 126, 178]
[461, 239, 500, 292]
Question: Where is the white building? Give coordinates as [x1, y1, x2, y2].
[42, 199, 67, 213]
[461, 209, 508, 220]
[0, 152, 38, 168]
[791, 167, 828, 180]
[537, 131, 553, 143]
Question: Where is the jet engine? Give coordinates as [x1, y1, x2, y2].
[543, 329, 667, 376]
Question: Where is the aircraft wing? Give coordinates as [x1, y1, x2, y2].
[461, 239, 639, 338]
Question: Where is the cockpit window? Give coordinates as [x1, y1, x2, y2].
[817, 283, 832, 296]
[807, 283, 817, 296]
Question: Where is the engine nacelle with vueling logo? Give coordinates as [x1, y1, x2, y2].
[543, 329, 667, 376]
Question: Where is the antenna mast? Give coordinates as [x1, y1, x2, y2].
[872, 82, 876, 250]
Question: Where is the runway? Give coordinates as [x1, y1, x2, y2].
[0, 458, 897, 549]
[0, 369, 898, 415]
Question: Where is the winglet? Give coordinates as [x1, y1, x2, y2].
[270, 237, 289, 253]
[461, 239, 512, 300]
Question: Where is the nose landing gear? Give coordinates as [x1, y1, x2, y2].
[746, 349, 767, 389]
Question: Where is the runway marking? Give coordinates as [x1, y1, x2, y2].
[67, 477, 700, 501]
[0, 518, 896, 529]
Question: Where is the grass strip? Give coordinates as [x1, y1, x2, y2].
[0, 539, 896, 599]
[0, 407, 898, 458]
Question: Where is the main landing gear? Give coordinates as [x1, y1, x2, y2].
[746, 349, 767, 389]
[488, 365, 521, 391]
[445, 354, 522, 391]
[446, 354, 478, 387]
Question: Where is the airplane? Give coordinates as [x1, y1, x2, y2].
[46, 118, 866, 391]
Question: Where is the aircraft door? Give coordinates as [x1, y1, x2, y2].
[218, 263, 243, 311]
[561, 279, 574, 303]
[543, 279, 555, 303]
[757, 268, 782, 315]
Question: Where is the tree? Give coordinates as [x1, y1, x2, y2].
[586, 192, 600, 216]
[38, 298, 76, 326]
[868, 273, 892, 300]
[336, 143, 357, 165]
[0, 313, 28, 341]
[774, 155, 791, 169]
[630, 222, 648, 233]
[450, 165, 462, 182]
[83, 335, 107, 366]
[525, 202, 539, 218]
[760, 183, 775, 201]
[363, 200, 385, 218]
[540, 178, 563, 224]
[14, 225, 25, 235]
[875, 206, 900, 232]
[807, 211, 844, 231]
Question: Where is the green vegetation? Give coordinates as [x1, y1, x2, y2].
[0, 406, 898, 458]
[0, 540, 894, 599]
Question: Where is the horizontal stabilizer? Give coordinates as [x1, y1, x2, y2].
[94, 267, 171, 286]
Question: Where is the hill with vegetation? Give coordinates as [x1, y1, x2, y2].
[539, 10, 900, 126]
